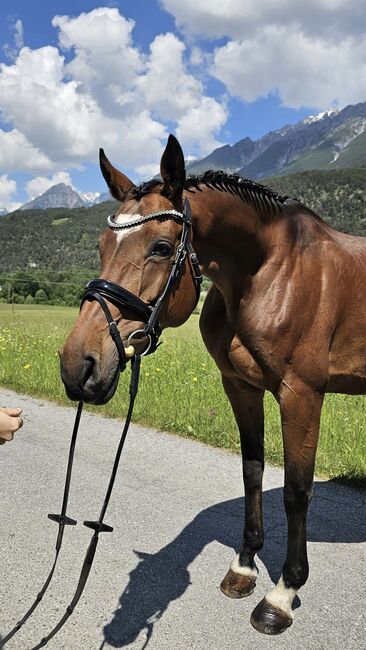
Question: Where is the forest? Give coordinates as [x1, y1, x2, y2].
[0, 166, 364, 305]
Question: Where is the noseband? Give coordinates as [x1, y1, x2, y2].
[81, 197, 202, 368]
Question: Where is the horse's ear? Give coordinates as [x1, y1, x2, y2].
[160, 134, 186, 201]
[99, 148, 135, 202]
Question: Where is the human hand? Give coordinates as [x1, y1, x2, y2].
[0, 407, 24, 444]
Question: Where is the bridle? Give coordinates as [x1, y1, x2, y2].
[81, 197, 202, 364]
[0, 197, 201, 648]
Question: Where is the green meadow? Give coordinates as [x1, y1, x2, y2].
[0, 304, 365, 488]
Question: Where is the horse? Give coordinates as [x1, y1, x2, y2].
[60, 134, 366, 635]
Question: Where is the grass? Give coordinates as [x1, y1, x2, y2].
[0, 304, 365, 489]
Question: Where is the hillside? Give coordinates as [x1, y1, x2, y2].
[0, 200, 117, 272]
[0, 167, 364, 278]
[264, 166, 366, 236]
[188, 102, 366, 180]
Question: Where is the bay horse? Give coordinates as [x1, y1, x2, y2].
[60, 134, 366, 635]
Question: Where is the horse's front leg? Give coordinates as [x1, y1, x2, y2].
[251, 377, 324, 634]
[220, 375, 265, 599]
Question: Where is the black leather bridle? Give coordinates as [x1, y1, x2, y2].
[81, 197, 202, 367]
[0, 197, 202, 648]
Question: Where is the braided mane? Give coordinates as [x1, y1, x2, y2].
[131, 170, 291, 213]
[185, 170, 289, 212]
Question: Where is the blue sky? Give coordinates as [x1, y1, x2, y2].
[0, 0, 364, 208]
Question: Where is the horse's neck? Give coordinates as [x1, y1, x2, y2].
[188, 188, 280, 295]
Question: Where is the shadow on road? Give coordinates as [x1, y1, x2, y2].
[102, 481, 366, 648]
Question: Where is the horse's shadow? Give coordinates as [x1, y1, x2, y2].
[102, 481, 366, 648]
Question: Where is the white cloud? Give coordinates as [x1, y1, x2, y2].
[138, 33, 227, 153]
[25, 171, 74, 200]
[14, 20, 24, 50]
[138, 33, 202, 121]
[212, 27, 366, 108]
[0, 42, 165, 171]
[0, 129, 51, 173]
[176, 97, 227, 155]
[135, 162, 161, 178]
[161, 0, 366, 40]
[0, 7, 228, 185]
[0, 174, 20, 211]
[162, 0, 366, 109]
[3, 18, 25, 61]
[53, 8, 143, 118]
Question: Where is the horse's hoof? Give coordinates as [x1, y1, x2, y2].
[250, 597, 293, 635]
[220, 569, 256, 599]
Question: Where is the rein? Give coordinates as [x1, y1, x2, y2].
[1, 198, 201, 648]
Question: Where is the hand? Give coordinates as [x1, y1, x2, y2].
[0, 407, 24, 444]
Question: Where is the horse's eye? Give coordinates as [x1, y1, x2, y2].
[151, 241, 172, 257]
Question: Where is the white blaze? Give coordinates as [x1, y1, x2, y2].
[113, 213, 144, 243]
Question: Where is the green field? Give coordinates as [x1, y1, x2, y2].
[0, 304, 365, 488]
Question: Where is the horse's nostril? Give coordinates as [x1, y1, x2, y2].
[82, 357, 95, 387]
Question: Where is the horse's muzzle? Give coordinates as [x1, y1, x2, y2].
[59, 349, 121, 405]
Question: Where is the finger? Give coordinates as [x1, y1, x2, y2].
[1, 407, 22, 416]
[10, 416, 23, 432]
[0, 431, 14, 442]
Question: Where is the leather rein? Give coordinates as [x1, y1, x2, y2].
[0, 198, 201, 649]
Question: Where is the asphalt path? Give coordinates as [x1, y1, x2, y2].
[0, 387, 365, 650]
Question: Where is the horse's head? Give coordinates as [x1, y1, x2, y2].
[60, 135, 200, 404]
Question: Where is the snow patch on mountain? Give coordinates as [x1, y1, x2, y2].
[302, 108, 340, 125]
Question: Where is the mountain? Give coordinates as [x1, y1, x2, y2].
[1, 167, 365, 275]
[20, 183, 85, 210]
[0, 199, 117, 272]
[79, 191, 111, 206]
[0, 208, 8, 216]
[187, 103, 366, 180]
[18, 183, 112, 211]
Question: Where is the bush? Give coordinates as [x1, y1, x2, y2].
[35, 289, 49, 304]
[12, 293, 24, 304]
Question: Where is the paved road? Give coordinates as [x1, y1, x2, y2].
[0, 388, 365, 650]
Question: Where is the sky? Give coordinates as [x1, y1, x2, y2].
[0, 0, 365, 210]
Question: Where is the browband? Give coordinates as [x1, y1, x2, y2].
[107, 209, 190, 230]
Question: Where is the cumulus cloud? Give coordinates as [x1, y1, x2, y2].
[161, 0, 366, 40]
[53, 8, 143, 118]
[25, 171, 75, 201]
[0, 129, 51, 173]
[162, 0, 366, 109]
[213, 27, 366, 108]
[138, 33, 202, 121]
[0, 7, 226, 183]
[0, 174, 20, 211]
[176, 97, 227, 155]
[137, 33, 226, 153]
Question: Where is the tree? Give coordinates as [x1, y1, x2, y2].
[35, 288, 49, 304]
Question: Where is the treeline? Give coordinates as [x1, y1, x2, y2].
[0, 167, 365, 306]
[0, 199, 117, 272]
[0, 269, 95, 306]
